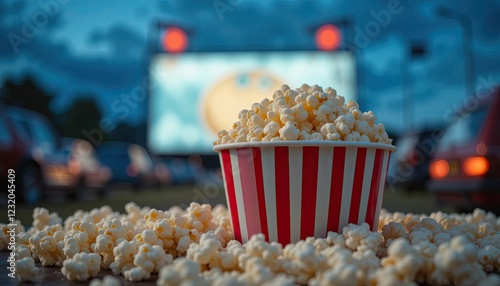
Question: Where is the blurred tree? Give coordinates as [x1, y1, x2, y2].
[0, 75, 56, 125]
[62, 96, 104, 140]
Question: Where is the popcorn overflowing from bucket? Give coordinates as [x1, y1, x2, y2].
[213, 84, 396, 245]
[214, 84, 392, 145]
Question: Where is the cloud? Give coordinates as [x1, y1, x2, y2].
[89, 25, 144, 59]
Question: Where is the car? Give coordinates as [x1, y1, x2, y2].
[1, 106, 111, 202]
[428, 87, 500, 212]
[0, 104, 44, 204]
[96, 142, 157, 190]
[56, 138, 112, 198]
[386, 126, 444, 191]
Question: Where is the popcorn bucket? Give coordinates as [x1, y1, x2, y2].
[213, 141, 396, 245]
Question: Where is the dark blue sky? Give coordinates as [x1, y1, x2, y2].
[1, 0, 499, 133]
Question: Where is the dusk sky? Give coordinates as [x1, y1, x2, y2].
[1, 0, 499, 134]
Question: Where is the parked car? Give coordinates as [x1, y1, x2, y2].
[96, 142, 158, 189]
[57, 138, 112, 198]
[0, 104, 44, 204]
[1, 105, 111, 203]
[387, 126, 444, 191]
[428, 87, 500, 212]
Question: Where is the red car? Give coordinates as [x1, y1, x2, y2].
[0, 104, 45, 204]
[428, 87, 500, 212]
[1, 105, 111, 204]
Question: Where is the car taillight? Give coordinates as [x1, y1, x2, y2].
[463, 156, 489, 176]
[429, 159, 449, 179]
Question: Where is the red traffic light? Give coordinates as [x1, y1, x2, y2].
[315, 24, 341, 51]
[162, 27, 188, 53]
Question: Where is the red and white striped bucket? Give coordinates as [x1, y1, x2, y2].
[213, 141, 396, 245]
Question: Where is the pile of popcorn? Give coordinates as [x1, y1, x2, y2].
[214, 84, 392, 145]
[2, 204, 500, 285]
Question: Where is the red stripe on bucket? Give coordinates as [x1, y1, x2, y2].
[300, 146, 319, 239]
[365, 149, 383, 230]
[252, 147, 269, 241]
[349, 148, 367, 224]
[275, 146, 290, 245]
[327, 147, 346, 232]
[221, 149, 241, 241]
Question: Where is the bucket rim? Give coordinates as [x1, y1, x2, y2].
[212, 140, 396, 152]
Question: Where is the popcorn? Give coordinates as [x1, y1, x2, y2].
[187, 232, 221, 265]
[16, 257, 39, 282]
[380, 238, 424, 283]
[214, 84, 392, 145]
[136, 243, 171, 273]
[89, 275, 122, 286]
[29, 226, 66, 267]
[93, 234, 116, 269]
[15, 244, 32, 260]
[61, 252, 101, 281]
[1, 225, 14, 250]
[157, 258, 209, 286]
[109, 239, 138, 275]
[63, 236, 81, 259]
[15, 204, 500, 285]
[32, 207, 62, 231]
[123, 266, 150, 282]
[430, 236, 492, 285]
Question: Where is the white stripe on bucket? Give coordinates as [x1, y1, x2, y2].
[261, 147, 278, 242]
[373, 150, 390, 230]
[218, 154, 235, 235]
[238, 148, 261, 238]
[358, 148, 375, 224]
[230, 148, 248, 242]
[289, 146, 303, 243]
[314, 146, 334, 237]
[338, 147, 357, 230]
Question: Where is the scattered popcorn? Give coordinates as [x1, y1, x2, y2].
[0, 224, 11, 250]
[157, 258, 209, 286]
[214, 84, 392, 145]
[32, 207, 62, 231]
[61, 252, 101, 281]
[15, 244, 32, 260]
[379, 238, 424, 284]
[16, 257, 39, 282]
[28, 225, 65, 266]
[109, 239, 138, 275]
[124, 243, 172, 281]
[12, 204, 500, 285]
[430, 236, 496, 286]
[89, 275, 122, 286]
[187, 232, 221, 265]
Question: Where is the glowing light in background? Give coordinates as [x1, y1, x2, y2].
[162, 27, 188, 53]
[315, 24, 341, 51]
